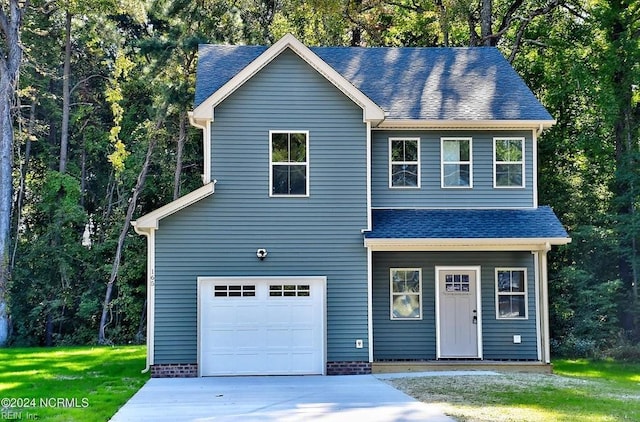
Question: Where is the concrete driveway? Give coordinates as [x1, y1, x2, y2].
[109, 375, 455, 422]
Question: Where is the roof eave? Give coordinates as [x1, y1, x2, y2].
[132, 182, 216, 231]
[192, 34, 385, 124]
[374, 119, 556, 130]
[364, 236, 571, 251]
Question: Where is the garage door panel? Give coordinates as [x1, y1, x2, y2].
[199, 277, 325, 376]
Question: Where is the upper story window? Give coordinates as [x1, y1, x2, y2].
[494, 138, 525, 188]
[441, 137, 472, 188]
[389, 138, 420, 188]
[270, 131, 309, 197]
[496, 268, 528, 319]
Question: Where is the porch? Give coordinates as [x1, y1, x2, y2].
[372, 360, 553, 374]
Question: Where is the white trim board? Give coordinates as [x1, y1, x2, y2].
[364, 237, 571, 252]
[132, 182, 215, 231]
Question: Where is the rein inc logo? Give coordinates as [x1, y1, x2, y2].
[2, 397, 90, 420]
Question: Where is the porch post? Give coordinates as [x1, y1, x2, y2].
[540, 243, 551, 364]
[367, 247, 374, 363]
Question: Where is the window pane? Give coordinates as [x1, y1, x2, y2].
[272, 133, 288, 162]
[499, 295, 525, 318]
[272, 165, 289, 194]
[496, 139, 523, 162]
[391, 164, 418, 187]
[511, 271, 524, 292]
[392, 294, 420, 318]
[391, 140, 404, 161]
[444, 164, 470, 187]
[392, 270, 420, 292]
[496, 164, 522, 186]
[289, 165, 307, 195]
[498, 296, 512, 317]
[443, 140, 461, 161]
[404, 140, 418, 161]
[289, 133, 306, 162]
[498, 271, 511, 292]
[458, 140, 470, 161]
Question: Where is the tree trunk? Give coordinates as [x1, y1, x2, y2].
[173, 113, 186, 200]
[59, 11, 72, 174]
[98, 136, 157, 344]
[0, 0, 27, 346]
[11, 100, 34, 269]
[135, 298, 146, 343]
[480, 0, 493, 46]
[0, 79, 12, 347]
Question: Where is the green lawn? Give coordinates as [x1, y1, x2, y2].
[0, 345, 149, 422]
[389, 359, 640, 422]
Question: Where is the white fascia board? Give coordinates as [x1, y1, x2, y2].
[191, 34, 385, 124]
[132, 182, 215, 231]
[375, 119, 557, 130]
[364, 237, 571, 251]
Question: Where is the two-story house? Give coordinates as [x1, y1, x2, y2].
[132, 34, 570, 377]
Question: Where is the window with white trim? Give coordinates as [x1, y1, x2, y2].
[496, 269, 527, 319]
[389, 138, 420, 188]
[214, 285, 256, 297]
[390, 268, 422, 320]
[270, 131, 308, 196]
[441, 138, 472, 187]
[269, 284, 310, 297]
[494, 138, 525, 188]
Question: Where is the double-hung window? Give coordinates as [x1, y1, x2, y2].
[494, 138, 525, 188]
[496, 268, 527, 319]
[389, 138, 420, 188]
[390, 268, 422, 320]
[270, 131, 309, 196]
[441, 138, 472, 188]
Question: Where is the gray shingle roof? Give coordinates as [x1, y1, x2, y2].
[195, 44, 554, 122]
[365, 206, 569, 239]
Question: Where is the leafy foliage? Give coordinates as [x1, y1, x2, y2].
[3, 0, 639, 353]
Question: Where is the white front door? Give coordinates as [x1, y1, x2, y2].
[436, 267, 482, 359]
[198, 276, 326, 376]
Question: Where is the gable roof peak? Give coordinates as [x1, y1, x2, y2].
[191, 33, 385, 125]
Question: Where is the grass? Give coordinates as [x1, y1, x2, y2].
[0, 345, 149, 421]
[388, 359, 640, 422]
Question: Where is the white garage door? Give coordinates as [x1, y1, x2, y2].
[198, 276, 326, 376]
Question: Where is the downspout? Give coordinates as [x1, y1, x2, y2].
[188, 112, 211, 185]
[366, 121, 372, 232]
[132, 223, 156, 374]
[364, 121, 373, 363]
[367, 248, 373, 364]
[540, 242, 551, 364]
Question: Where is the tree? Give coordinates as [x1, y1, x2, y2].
[600, 0, 640, 336]
[0, 0, 29, 346]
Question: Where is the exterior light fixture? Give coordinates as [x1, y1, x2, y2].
[256, 249, 268, 260]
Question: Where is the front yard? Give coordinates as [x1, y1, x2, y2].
[0, 345, 148, 421]
[388, 359, 640, 422]
[1, 346, 638, 422]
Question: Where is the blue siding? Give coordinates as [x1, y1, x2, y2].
[154, 49, 369, 364]
[373, 251, 538, 361]
[371, 130, 535, 208]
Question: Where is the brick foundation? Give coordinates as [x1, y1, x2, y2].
[151, 363, 198, 378]
[151, 362, 372, 377]
[326, 361, 372, 375]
